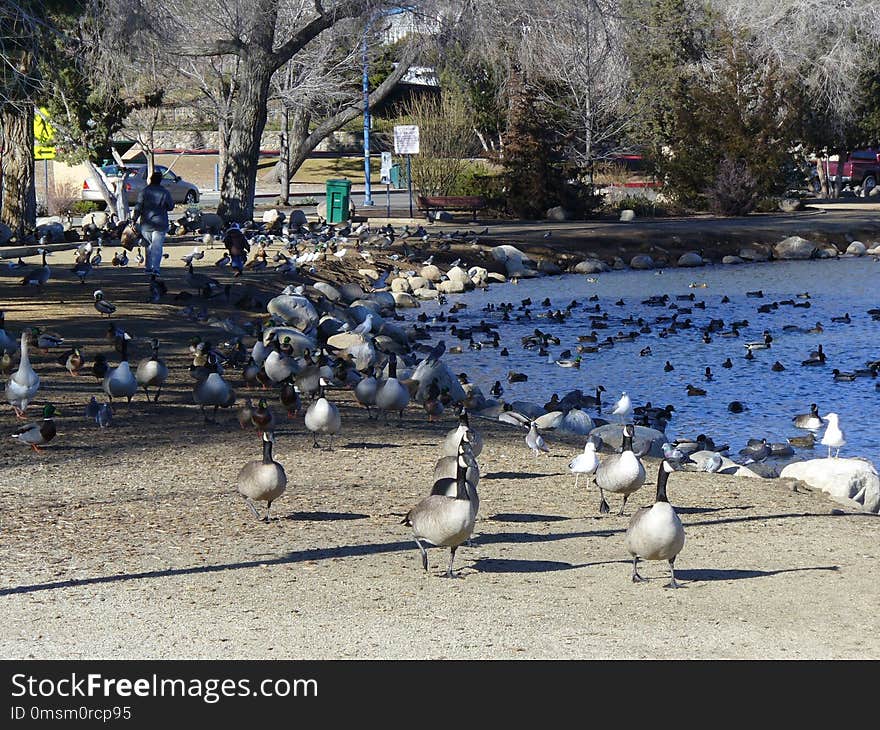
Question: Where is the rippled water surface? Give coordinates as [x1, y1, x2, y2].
[401, 258, 880, 463]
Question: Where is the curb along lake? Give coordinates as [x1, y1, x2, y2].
[402, 257, 880, 465]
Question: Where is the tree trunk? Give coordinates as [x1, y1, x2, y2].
[278, 105, 290, 205]
[218, 53, 273, 222]
[1, 104, 37, 239]
[815, 154, 829, 198]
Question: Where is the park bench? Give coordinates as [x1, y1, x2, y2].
[416, 195, 487, 222]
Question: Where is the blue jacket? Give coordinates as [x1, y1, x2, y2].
[134, 183, 174, 232]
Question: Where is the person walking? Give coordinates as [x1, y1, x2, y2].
[132, 170, 174, 275]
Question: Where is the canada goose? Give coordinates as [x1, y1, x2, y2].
[404, 436, 477, 577]
[569, 439, 599, 488]
[624, 460, 685, 588]
[135, 338, 168, 402]
[354, 368, 379, 418]
[830, 313, 851, 324]
[193, 355, 236, 423]
[237, 431, 287, 522]
[12, 403, 59, 452]
[801, 344, 826, 366]
[441, 408, 484, 458]
[93, 290, 116, 317]
[20, 249, 51, 286]
[6, 332, 40, 418]
[375, 353, 410, 421]
[820, 413, 845, 458]
[792, 403, 822, 430]
[594, 423, 646, 515]
[71, 250, 92, 284]
[103, 340, 138, 404]
[304, 380, 341, 449]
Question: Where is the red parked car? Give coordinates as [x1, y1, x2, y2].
[811, 149, 880, 195]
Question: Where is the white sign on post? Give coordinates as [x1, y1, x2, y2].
[380, 151, 393, 184]
[393, 125, 420, 155]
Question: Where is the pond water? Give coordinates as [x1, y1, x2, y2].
[402, 257, 880, 464]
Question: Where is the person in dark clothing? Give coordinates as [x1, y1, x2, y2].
[223, 224, 250, 276]
[132, 171, 175, 275]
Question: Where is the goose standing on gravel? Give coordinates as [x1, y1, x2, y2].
[304, 379, 341, 449]
[624, 460, 685, 588]
[237, 431, 287, 522]
[7, 331, 40, 418]
[375, 352, 410, 421]
[594, 423, 646, 515]
[20, 249, 51, 286]
[135, 338, 168, 402]
[102, 339, 138, 404]
[404, 436, 477, 578]
[569, 439, 599, 488]
[792, 403, 822, 430]
[820, 412, 845, 458]
[354, 367, 379, 418]
[193, 354, 235, 423]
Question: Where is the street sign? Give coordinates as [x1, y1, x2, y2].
[393, 125, 420, 155]
[380, 151, 392, 184]
[33, 107, 56, 159]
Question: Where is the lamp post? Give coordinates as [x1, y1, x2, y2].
[362, 6, 408, 207]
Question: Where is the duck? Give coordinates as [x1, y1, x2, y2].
[91, 354, 108, 380]
[721, 358, 733, 369]
[20, 249, 51, 286]
[787, 432, 816, 449]
[403, 436, 477, 578]
[71, 250, 92, 284]
[135, 338, 169, 402]
[744, 332, 773, 350]
[304, 380, 341, 449]
[830, 313, 851, 324]
[507, 371, 528, 383]
[423, 381, 444, 422]
[375, 353, 410, 421]
[624, 460, 685, 588]
[192, 355, 236, 422]
[832, 369, 857, 382]
[280, 379, 302, 419]
[6, 331, 40, 418]
[802, 344, 826, 366]
[58, 347, 83, 376]
[237, 431, 287, 522]
[820, 413, 845, 458]
[686, 384, 707, 396]
[102, 339, 138, 404]
[556, 355, 582, 368]
[93, 290, 117, 317]
[739, 438, 771, 462]
[568, 439, 599, 488]
[237, 397, 255, 429]
[594, 423, 646, 515]
[771, 361, 786, 372]
[728, 401, 746, 413]
[251, 398, 276, 435]
[11, 403, 59, 452]
[792, 403, 822, 430]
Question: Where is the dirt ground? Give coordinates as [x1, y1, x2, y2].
[1, 242, 878, 659]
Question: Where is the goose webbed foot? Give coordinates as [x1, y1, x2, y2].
[598, 495, 610, 514]
[665, 560, 681, 588]
[631, 557, 645, 583]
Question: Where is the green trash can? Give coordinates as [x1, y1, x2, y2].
[325, 178, 352, 223]
[389, 163, 407, 190]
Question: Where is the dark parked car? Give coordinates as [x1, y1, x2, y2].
[82, 164, 200, 205]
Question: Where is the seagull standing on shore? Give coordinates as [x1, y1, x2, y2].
[820, 413, 845, 458]
[611, 391, 632, 423]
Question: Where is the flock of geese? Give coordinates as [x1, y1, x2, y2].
[0, 213, 868, 589]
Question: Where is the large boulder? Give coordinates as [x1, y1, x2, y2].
[312, 281, 342, 302]
[392, 292, 419, 308]
[407, 276, 431, 291]
[774, 235, 817, 260]
[486, 272, 507, 283]
[262, 208, 283, 227]
[722, 255, 744, 265]
[391, 277, 411, 293]
[437, 279, 467, 294]
[420, 264, 443, 282]
[266, 293, 319, 331]
[677, 251, 704, 267]
[778, 197, 803, 212]
[589, 424, 667, 458]
[446, 265, 472, 285]
[780, 458, 880, 513]
[630, 254, 655, 270]
[492, 244, 538, 278]
[414, 287, 440, 300]
[537, 260, 562, 275]
[546, 206, 570, 221]
[36, 221, 65, 242]
[289, 209, 308, 227]
[739, 245, 771, 262]
[573, 258, 609, 274]
[846, 241, 867, 256]
[619, 209, 636, 223]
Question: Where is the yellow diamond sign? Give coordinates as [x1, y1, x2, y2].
[33, 107, 56, 159]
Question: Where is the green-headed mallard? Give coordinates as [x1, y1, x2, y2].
[12, 403, 59, 452]
[251, 397, 275, 435]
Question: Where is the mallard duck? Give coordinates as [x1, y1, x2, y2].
[7, 331, 40, 418]
[91, 354, 108, 380]
[103, 339, 138, 404]
[237, 431, 287, 522]
[135, 338, 169, 402]
[57, 347, 83, 376]
[280, 380, 301, 419]
[93, 290, 116, 317]
[237, 397, 255, 429]
[30, 328, 64, 353]
[12, 403, 59, 452]
[251, 398, 276, 435]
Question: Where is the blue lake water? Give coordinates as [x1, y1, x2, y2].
[402, 257, 880, 464]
